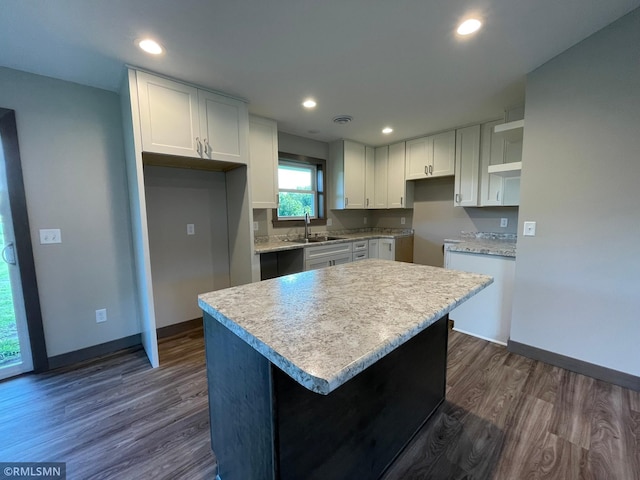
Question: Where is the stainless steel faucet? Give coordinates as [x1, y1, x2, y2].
[304, 212, 311, 242]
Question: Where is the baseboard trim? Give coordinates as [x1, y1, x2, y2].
[507, 339, 640, 391]
[453, 328, 507, 347]
[48, 334, 142, 370]
[157, 318, 203, 339]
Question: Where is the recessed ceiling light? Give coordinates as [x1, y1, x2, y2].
[457, 19, 482, 36]
[137, 38, 164, 55]
[382, 127, 393, 134]
[303, 99, 317, 109]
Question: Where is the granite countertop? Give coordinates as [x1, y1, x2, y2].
[198, 259, 492, 395]
[445, 233, 517, 258]
[255, 230, 412, 254]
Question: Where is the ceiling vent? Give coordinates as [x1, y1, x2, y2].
[332, 115, 353, 125]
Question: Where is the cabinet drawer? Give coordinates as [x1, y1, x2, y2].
[352, 251, 369, 262]
[304, 242, 353, 260]
[352, 241, 368, 252]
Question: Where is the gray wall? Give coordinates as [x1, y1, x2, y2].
[0, 67, 139, 357]
[411, 177, 519, 266]
[144, 165, 230, 328]
[511, 9, 640, 377]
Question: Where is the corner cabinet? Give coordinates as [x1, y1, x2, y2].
[249, 116, 279, 209]
[405, 130, 455, 180]
[136, 70, 248, 164]
[453, 125, 481, 207]
[329, 140, 367, 209]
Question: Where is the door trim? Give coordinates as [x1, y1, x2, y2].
[0, 108, 48, 372]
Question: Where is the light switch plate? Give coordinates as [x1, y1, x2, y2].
[187, 224, 195, 235]
[326, 218, 333, 226]
[253, 221, 259, 231]
[40, 228, 62, 244]
[401, 217, 406, 225]
[96, 308, 107, 323]
[523, 221, 536, 236]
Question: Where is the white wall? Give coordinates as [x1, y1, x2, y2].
[144, 165, 230, 328]
[0, 67, 139, 357]
[511, 9, 640, 377]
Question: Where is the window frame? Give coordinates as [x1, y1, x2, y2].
[272, 152, 327, 228]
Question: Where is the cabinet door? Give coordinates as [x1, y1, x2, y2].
[343, 140, 366, 209]
[249, 116, 279, 209]
[365, 146, 375, 209]
[332, 252, 353, 266]
[198, 90, 249, 164]
[387, 142, 413, 208]
[431, 130, 456, 177]
[136, 71, 200, 158]
[374, 147, 388, 208]
[405, 137, 430, 180]
[305, 257, 333, 271]
[378, 239, 395, 260]
[368, 239, 379, 258]
[454, 125, 480, 207]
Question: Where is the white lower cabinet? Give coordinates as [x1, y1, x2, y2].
[368, 239, 379, 259]
[446, 250, 515, 345]
[378, 239, 395, 261]
[352, 240, 369, 261]
[304, 242, 353, 271]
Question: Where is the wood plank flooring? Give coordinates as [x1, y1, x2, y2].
[0, 327, 638, 480]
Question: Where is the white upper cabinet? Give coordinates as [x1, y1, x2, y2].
[198, 90, 248, 164]
[454, 125, 481, 207]
[330, 140, 367, 209]
[387, 142, 414, 209]
[249, 116, 279, 209]
[135, 70, 248, 164]
[365, 146, 375, 209]
[405, 130, 455, 180]
[136, 71, 200, 158]
[374, 146, 389, 209]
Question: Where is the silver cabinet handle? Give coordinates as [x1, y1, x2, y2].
[400, 196, 403, 206]
[366, 198, 369, 207]
[345, 197, 349, 207]
[455, 193, 461, 203]
[203, 138, 210, 156]
[196, 137, 202, 156]
[496, 191, 500, 202]
[429, 165, 433, 175]
[424, 165, 428, 175]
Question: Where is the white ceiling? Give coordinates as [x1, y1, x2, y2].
[1, 0, 638, 146]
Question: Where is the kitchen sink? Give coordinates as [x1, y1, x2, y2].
[290, 236, 345, 244]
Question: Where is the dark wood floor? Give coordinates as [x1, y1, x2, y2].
[1, 327, 638, 480]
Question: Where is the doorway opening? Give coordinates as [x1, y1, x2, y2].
[0, 107, 47, 380]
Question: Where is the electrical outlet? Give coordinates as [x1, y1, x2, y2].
[500, 218, 508, 228]
[253, 221, 259, 231]
[96, 308, 107, 323]
[187, 224, 195, 235]
[401, 217, 406, 225]
[327, 218, 333, 226]
[523, 221, 537, 236]
[39, 228, 62, 244]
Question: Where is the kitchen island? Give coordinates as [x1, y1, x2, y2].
[198, 259, 492, 480]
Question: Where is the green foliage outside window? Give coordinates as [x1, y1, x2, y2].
[278, 192, 314, 218]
